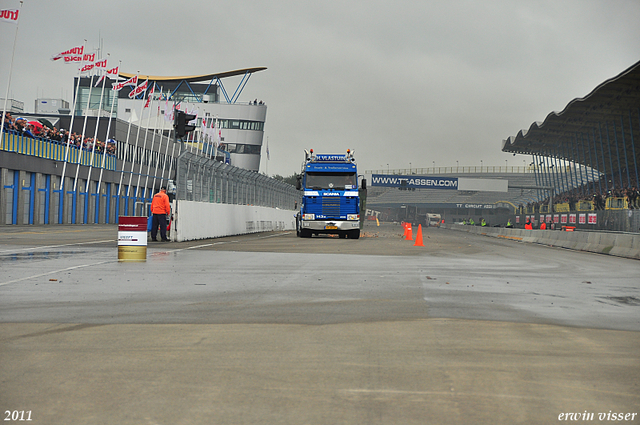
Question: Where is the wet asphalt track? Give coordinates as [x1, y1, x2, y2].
[0, 222, 638, 424]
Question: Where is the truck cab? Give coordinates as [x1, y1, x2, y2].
[296, 149, 364, 239]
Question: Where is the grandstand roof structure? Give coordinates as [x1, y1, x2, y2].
[118, 67, 267, 83]
[117, 67, 267, 104]
[502, 60, 640, 189]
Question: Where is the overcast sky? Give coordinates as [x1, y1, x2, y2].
[1, 0, 639, 177]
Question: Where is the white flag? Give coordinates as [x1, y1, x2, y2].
[128, 79, 148, 99]
[112, 75, 137, 91]
[0, 8, 19, 24]
[51, 45, 84, 62]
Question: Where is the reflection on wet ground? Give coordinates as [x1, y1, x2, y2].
[0, 251, 86, 262]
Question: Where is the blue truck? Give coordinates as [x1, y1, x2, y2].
[296, 149, 365, 239]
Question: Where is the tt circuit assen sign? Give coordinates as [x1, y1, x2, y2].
[371, 174, 458, 189]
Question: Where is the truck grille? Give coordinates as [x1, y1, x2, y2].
[322, 198, 341, 216]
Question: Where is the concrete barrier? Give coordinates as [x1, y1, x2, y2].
[445, 225, 640, 260]
[173, 200, 297, 242]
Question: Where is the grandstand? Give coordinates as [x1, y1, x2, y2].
[502, 60, 639, 203]
[366, 60, 640, 232]
[0, 67, 274, 226]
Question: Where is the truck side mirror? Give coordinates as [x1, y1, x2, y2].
[361, 178, 367, 190]
[296, 175, 302, 190]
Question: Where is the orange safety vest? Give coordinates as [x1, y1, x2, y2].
[151, 191, 171, 215]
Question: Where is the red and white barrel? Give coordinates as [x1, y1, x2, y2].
[118, 216, 148, 261]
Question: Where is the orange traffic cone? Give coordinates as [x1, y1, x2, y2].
[405, 224, 413, 240]
[414, 224, 424, 246]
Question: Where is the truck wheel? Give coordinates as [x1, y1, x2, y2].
[348, 229, 360, 239]
[300, 229, 312, 238]
[339, 232, 347, 239]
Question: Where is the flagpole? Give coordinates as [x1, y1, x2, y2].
[126, 77, 149, 214]
[214, 117, 219, 162]
[159, 92, 174, 189]
[84, 54, 110, 223]
[0, 1, 23, 137]
[73, 53, 98, 193]
[115, 70, 137, 217]
[58, 39, 87, 223]
[147, 86, 164, 193]
[124, 72, 141, 200]
[135, 82, 156, 208]
[96, 61, 120, 220]
[165, 138, 177, 189]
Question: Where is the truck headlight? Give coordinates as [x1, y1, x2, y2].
[347, 214, 359, 221]
[303, 214, 315, 220]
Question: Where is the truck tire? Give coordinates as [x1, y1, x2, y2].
[300, 229, 312, 238]
[348, 229, 360, 239]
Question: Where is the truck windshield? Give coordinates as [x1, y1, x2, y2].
[305, 172, 357, 190]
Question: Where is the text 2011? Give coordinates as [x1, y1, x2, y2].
[4, 411, 32, 421]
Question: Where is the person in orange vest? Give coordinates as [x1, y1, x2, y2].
[525, 219, 533, 230]
[540, 221, 547, 230]
[150, 186, 171, 241]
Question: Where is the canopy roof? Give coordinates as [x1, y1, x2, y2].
[118, 67, 267, 83]
[502, 60, 640, 183]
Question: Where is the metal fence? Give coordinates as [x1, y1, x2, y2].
[175, 151, 301, 210]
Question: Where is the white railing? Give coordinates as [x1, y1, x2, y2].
[366, 165, 534, 175]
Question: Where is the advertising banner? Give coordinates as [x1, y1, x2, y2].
[371, 174, 458, 189]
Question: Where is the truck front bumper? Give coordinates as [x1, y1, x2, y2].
[301, 220, 360, 231]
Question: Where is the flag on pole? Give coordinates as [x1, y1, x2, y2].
[94, 58, 108, 69]
[0, 8, 19, 24]
[266, 139, 270, 160]
[128, 79, 148, 99]
[95, 65, 119, 87]
[113, 75, 137, 91]
[163, 98, 172, 121]
[144, 84, 155, 108]
[79, 63, 94, 74]
[51, 45, 84, 62]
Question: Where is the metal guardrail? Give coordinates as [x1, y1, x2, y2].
[175, 151, 301, 210]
